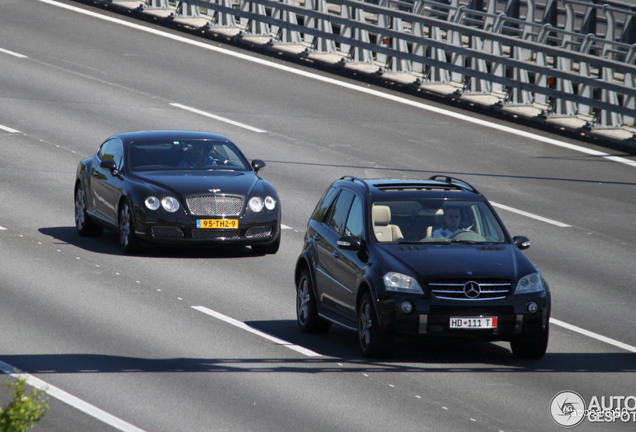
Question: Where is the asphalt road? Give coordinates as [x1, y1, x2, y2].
[1, 0, 636, 431]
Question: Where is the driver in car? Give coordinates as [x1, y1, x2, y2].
[431, 206, 463, 239]
[177, 143, 217, 168]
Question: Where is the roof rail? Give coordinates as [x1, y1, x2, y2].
[428, 175, 478, 194]
[339, 175, 370, 193]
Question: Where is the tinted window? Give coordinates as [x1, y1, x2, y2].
[128, 139, 250, 171]
[311, 187, 338, 223]
[110, 140, 124, 170]
[99, 139, 124, 170]
[327, 189, 355, 235]
[344, 195, 364, 238]
[98, 140, 113, 160]
[371, 198, 507, 243]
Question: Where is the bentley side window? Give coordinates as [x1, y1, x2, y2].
[98, 140, 113, 161]
[110, 140, 124, 170]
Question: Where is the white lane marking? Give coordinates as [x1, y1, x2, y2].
[0, 226, 7, 230]
[490, 202, 571, 227]
[0, 360, 148, 432]
[39, 0, 636, 169]
[550, 318, 636, 354]
[194, 306, 636, 357]
[192, 306, 322, 357]
[0, 124, 21, 133]
[170, 103, 266, 133]
[0, 47, 28, 58]
[281, 224, 292, 230]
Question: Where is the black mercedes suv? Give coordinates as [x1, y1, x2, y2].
[294, 175, 550, 358]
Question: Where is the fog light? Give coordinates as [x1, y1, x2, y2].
[401, 301, 414, 314]
[526, 301, 538, 314]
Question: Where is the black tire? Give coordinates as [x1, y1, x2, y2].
[358, 292, 393, 358]
[296, 269, 331, 333]
[119, 200, 139, 254]
[252, 230, 281, 255]
[75, 182, 103, 237]
[510, 324, 549, 359]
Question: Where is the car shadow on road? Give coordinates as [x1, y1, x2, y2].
[38, 226, 262, 259]
[246, 319, 636, 371]
[2, 347, 635, 376]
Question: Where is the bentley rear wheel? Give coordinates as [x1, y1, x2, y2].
[75, 182, 103, 236]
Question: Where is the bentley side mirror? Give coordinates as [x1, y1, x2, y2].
[252, 159, 266, 173]
[100, 159, 117, 172]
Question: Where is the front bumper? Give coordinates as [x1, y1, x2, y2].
[377, 291, 550, 342]
[134, 209, 280, 246]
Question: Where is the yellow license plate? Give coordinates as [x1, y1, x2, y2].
[196, 219, 238, 229]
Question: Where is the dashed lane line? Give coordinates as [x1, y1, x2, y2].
[39, 0, 636, 169]
[170, 103, 267, 133]
[550, 318, 636, 354]
[0, 124, 21, 133]
[192, 305, 322, 357]
[490, 202, 571, 228]
[0, 47, 27, 59]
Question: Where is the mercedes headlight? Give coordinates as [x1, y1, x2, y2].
[515, 271, 545, 294]
[384, 272, 424, 294]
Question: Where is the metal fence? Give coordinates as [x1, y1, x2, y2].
[140, 0, 636, 129]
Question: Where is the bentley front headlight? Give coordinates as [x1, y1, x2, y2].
[249, 197, 264, 212]
[145, 196, 160, 211]
[161, 196, 180, 213]
[264, 196, 276, 210]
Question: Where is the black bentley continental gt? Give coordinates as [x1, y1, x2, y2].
[74, 130, 281, 254]
[295, 175, 550, 358]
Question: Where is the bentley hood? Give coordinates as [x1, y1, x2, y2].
[132, 170, 260, 197]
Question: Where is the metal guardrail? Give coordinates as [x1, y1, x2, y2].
[137, 0, 636, 130]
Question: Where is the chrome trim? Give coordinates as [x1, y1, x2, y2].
[430, 281, 511, 301]
[418, 314, 428, 334]
[317, 312, 357, 331]
[316, 267, 354, 294]
[186, 194, 243, 216]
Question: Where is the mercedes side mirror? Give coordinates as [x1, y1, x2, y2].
[513, 236, 530, 250]
[337, 235, 361, 251]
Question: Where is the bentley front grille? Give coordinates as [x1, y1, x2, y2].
[187, 195, 243, 216]
[151, 226, 185, 238]
[245, 226, 272, 238]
